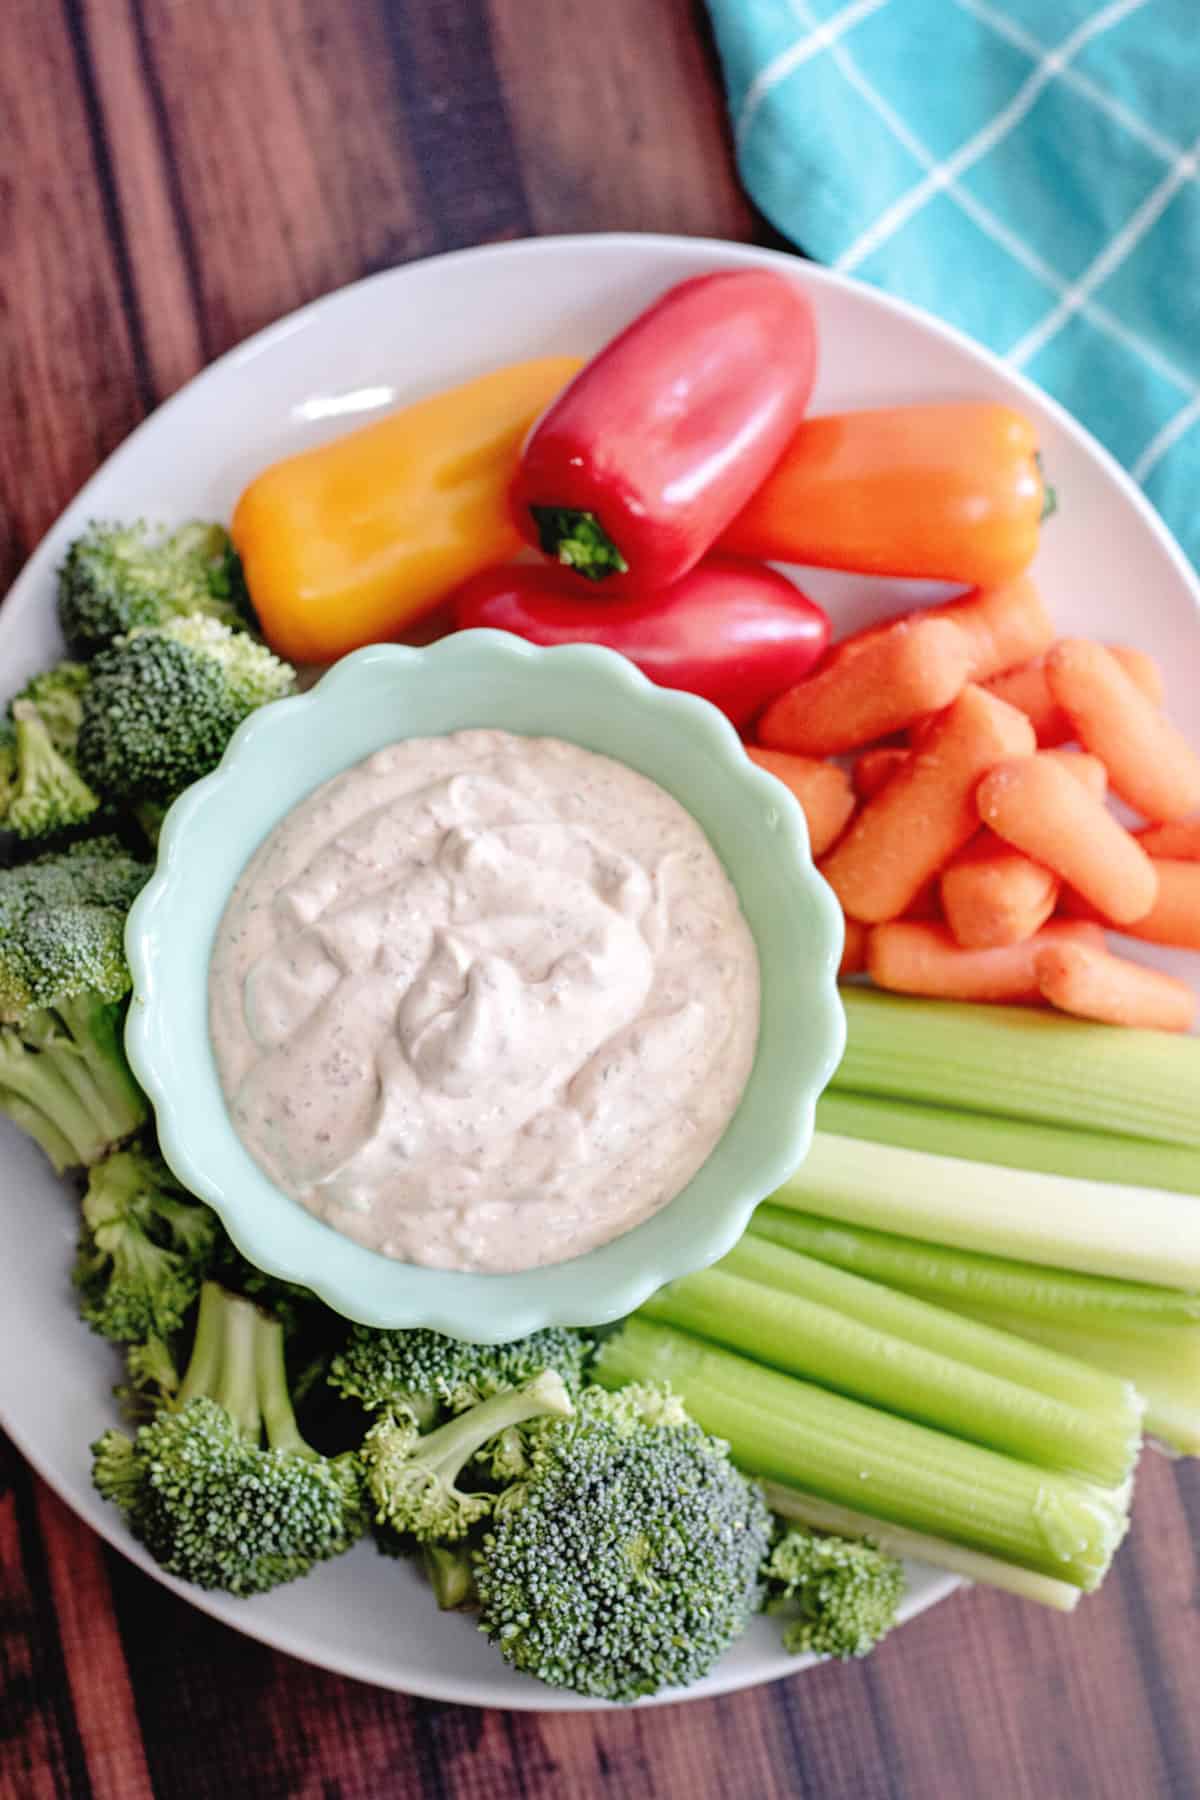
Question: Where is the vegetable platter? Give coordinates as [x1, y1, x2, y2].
[0, 234, 1196, 1709]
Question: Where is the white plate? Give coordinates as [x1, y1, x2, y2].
[1, 234, 1196, 1711]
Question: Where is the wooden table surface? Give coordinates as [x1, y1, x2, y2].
[2, 3, 1198, 1795]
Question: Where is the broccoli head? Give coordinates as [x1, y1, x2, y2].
[76, 615, 294, 809]
[361, 1370, 574, 1545]
[473, 1384, 772, 1701]
[74, 1139, 220, 1344]
[92, 1282, 366, 1595]
[59, 521, 252, 660]
[762, 1527, 904, 1660]
[328, 1325, 594, 1430]
[0, 837, 149, 1167]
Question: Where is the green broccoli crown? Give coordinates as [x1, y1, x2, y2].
[12, 662, 91, 754]
[0, 836, 149, 1020]
[763, 1528, 904, 1661]
[76, 616, 294, 808]
[58, 521, 251, 660]
[74, 1139, 220, 1343]
[328, 1325, 594, 1427]
[473, 1385, 773, 1702]
[2, 701, 101, 841]
[362, 1369, 574, 1545]
[92, 1283, 366, 1595]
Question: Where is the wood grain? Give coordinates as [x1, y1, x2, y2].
[1, 1, 1199, 1796]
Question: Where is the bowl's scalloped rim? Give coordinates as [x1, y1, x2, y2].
[125, 630, 846, 1338]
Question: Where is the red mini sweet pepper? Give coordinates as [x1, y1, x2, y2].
[452, 556, 830, 728]
[512, 271, 818, 594]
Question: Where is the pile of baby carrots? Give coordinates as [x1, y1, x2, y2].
[745, 576, 1200, 1033]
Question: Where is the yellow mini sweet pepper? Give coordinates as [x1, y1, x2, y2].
[232, 356, 582, 664]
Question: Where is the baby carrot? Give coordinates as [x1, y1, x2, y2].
[868, 919, 1104, 1003]
[1046, 639, 1200, 822]
[1137, 819, 1200, 860]
[1111, 645, 1166, 708]
[941, 836, 1059, 948]
[1035, 940, 1196, 1034]
[821, 686, 1036, 923]
[757, 617, 970, 755]
[933, 577, 1055, 682]
[985, 645, 1164, 745]
[1042, 748, 1107, 799]
[745, 747, 855, 856]
[984, 660, 1070, 746]
[840, 918, 868, 977]
[977, 754, 1158, 925]
[1120, 859, 1200, 951]
[853, 747, 909, 800]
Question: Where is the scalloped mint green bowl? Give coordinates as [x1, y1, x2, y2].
[124, 631, 845, 1340]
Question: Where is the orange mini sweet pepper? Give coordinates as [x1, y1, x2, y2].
[232, 357, 582, 664]
[720, 403, 1049, 589]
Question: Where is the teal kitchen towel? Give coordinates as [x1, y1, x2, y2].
[705, 0, 1200, 569]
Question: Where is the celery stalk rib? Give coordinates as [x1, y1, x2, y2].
[834, 988, 1200, 1150]
[760, 1483, 1081, 1611]
[816, 1090, 1200, 1198]
[642, 1261, 1138, 1487]
[595, 1320, 1128, 1589]
[941, 1303, 1200, 1459]
[722, 1233, 1139, 1426]
[750, 1209, 1200, 1329]
[774, 1134, 1200, 1290]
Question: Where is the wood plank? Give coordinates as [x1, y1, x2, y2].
[0, 1435, 93, 1800]
[488, 0, 756, 241]
[103, 0, 431, 362]
[31, 1483, 153, 1800]
[0, 0, 149, 586]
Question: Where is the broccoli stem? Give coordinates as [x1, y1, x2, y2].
[423, 1542, 478, 1610]
[0, 1084, 78, 1172]
[408, 1371, 573, 1488]
[176, 1281, 316, 1454]
[58, 995, 148, 1146]
[1, 996, 147, 1168]
[0, 1030, 124, 1169]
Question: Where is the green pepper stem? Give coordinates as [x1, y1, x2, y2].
[530, 506, 629, 580]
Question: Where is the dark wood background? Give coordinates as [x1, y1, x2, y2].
[2, 2, 1198, 1795]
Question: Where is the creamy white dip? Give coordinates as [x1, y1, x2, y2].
[208, 729, 759, 1272]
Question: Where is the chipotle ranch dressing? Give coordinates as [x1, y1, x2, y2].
[208, 730, 759, 1272]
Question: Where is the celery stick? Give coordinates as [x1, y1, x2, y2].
[643, 1259, 1139, 1487]
[595, 1319, 1129, 1589]
[750, 1209, 1200, 1329]
[816, 1090, 1200, 1198]
[760, 1483, 1080, 1612]
[723, 1234, 1139, 1421]
[835, 988, 1200, 1150]
[774, 1134, 1200, 1290]
[942, 1303, 1200, 1459]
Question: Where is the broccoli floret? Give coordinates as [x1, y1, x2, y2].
[0, 838, 149, 1167]
[762, 1527, 904, 1661]
[74, 1139, 219, 1343]
[59, 521, 252, 660]
[92, 1281, 366, 1595]
[12, 662, 91, 755]
[76, 615, 294, 809]
[472, 1384, 772, 1701]
[1, 701, 101, 841]
[328, 1325, 594, 1430]
[362, 1370, 574, 1545]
